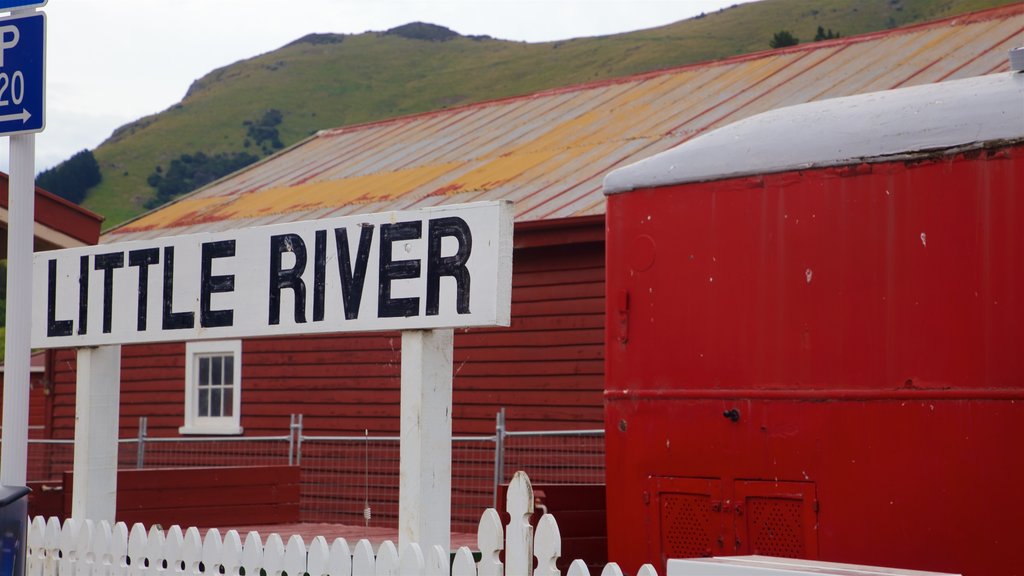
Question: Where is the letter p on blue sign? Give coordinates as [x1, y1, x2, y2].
[0, 11, 43, 135]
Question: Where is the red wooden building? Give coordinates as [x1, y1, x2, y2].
[602, 68, 1023, 574]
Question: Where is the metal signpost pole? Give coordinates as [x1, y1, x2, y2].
[1, 133, 33, 488]
[0, 0, 46, 493]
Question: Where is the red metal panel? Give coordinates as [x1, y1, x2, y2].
[605, 144, 1024, 575]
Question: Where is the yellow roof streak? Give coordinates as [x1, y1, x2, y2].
[225, 162, 466, 219]
[125, 196, 233, 231]
[447, 149, 556, 193]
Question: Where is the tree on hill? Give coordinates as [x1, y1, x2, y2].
[814, 26, 840, 41]
[769, 30, 799, 48]
[36, 149, 102, 204]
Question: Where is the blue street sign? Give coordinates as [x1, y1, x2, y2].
[0, 1, 47, 10]
[0, 12, 43, 136]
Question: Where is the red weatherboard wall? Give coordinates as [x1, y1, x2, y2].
[47, 227, 605, 439]
[604, 145, 1023, 575]
[0, 355, 49, 438]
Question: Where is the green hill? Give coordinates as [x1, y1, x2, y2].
[60, 0, 1024, 227]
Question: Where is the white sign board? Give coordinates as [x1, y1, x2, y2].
[33, 201, 513, 348]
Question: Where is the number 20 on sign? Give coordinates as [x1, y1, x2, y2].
[0, 11, 43, 135]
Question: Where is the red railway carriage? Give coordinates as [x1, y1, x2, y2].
[602, 71, 1024, 576]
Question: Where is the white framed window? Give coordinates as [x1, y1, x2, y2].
[180, 340, 243, 435]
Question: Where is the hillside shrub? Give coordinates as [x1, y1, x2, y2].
[244, 109, 284, 154]
[769, 30, 799, 48]
[146, 151, 259, 209]
[814, 26, 840, 40]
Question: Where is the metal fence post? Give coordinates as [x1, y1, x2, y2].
[492, 407, 506, 508]
[296, 413, 304, 466]
[136, 416, 148, 469]
[288, 414, 296, 466]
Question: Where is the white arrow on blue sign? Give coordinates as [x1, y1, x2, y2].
[0, 11, 43, 135]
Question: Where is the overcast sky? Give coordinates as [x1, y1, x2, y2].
[3, 0, 756, 172]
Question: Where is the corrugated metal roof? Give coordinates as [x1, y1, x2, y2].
[107, 5, 1024, 242]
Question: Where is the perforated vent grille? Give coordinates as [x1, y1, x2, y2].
[660, 493, 712, 558]
[747, 497, 804, 557]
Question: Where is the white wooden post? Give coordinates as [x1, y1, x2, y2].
[505, 471, 535, 575]
[72, 345, 122, 522]
[0, 133, 35, 488]
[398, 328, 454, 558]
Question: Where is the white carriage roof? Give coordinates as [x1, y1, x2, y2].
[603, 71, 1024, 194]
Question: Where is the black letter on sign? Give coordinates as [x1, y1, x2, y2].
[379, 222, 422, 318]
[335, 224, 374, 320]
[46, 259, 73, 337]
[313, 230, 326, 322]
[200, 240, 236, 328]
[162, 246, 195, 330]
[94, 252, 125, 334]
[129, 248, 160, 331]
[426, 217, 472, 316]
[77, 255, 89, 336]
[269, 234, 307, 325]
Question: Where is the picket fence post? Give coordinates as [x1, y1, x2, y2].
[534, 513, 562, 576]
[451, 547, 477, 576]
[477, 508, 503, 576]
[425, 545, 448, 576]
[505, 471, 534, 575]
[399, 543, 425, 573]
[352, 538, 375, 575]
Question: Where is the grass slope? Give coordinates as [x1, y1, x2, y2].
[80, 0, 1019, 227]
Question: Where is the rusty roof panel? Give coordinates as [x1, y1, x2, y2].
[108, 4, 1024, 241]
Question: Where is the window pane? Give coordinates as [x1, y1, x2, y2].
[199, 357, 210, 386]
[211, 387, 222, 417]
[224, 388, 233, 417]
[224, 356, 234, 385]
[212, 357, 223, 386]
[199, 388, 209, 417]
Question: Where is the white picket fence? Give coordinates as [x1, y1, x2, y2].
[26, 471, 659, 576]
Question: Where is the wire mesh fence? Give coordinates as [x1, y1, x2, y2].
[500, 429, 605, 485]
[297, 435, 496, 531]
[14, 411, 604, 531]
[139, 436, 293, 469]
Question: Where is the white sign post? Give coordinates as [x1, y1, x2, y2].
[0, 0, 45, 502]
[32, 201, 514, 544]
